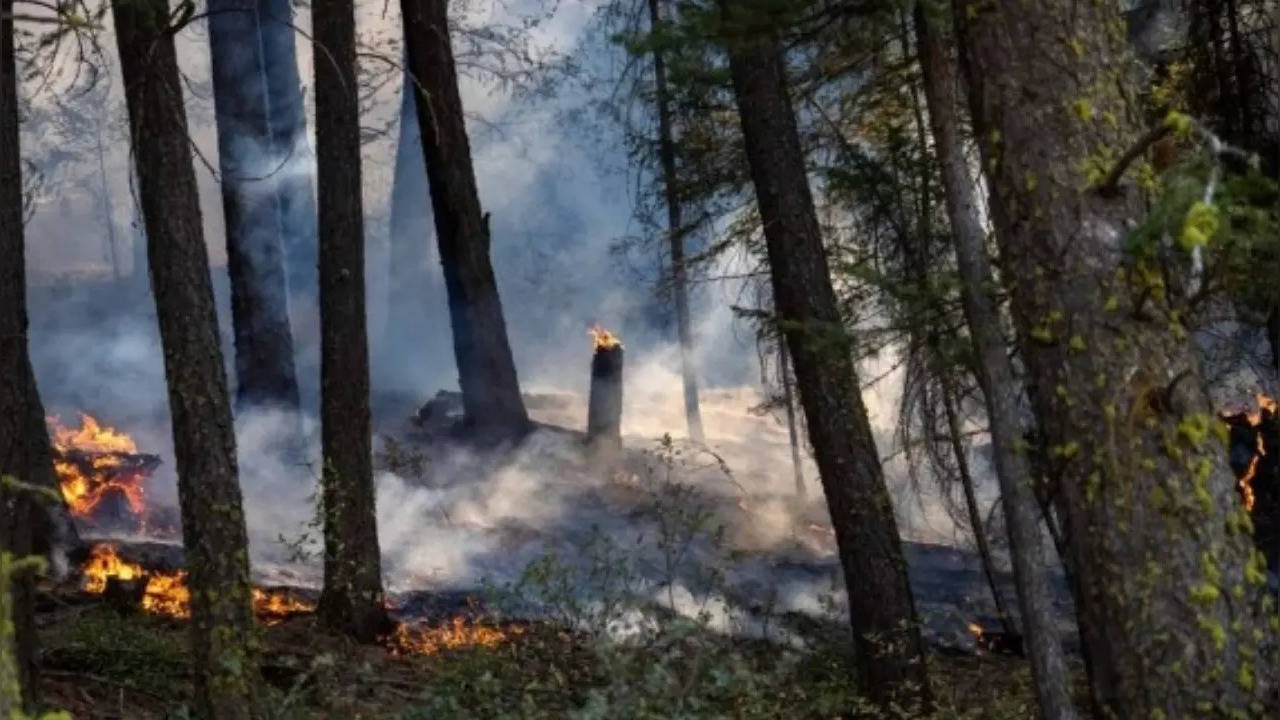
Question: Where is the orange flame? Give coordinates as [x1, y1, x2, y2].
[81, 543, 314, 623]
[588, 324, 622, 352]
[47, 414, 148, 518]
[80, 543, 190, 618]
[387, 617, 525, 656]
[966, 621, 983, 638]
[1234, 393, 1275, 513]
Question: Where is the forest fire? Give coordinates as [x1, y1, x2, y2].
[48, 413, 160, 524]
[79, 543, 314, 624]
[386, 616, 526, 656]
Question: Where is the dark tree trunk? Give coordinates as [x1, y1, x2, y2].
[587, 343, 624, 453]
[312, 0, 390, 642]
[207, 0, 302, 413]
[954, 0, 1276, 713]
[112, 1, 261, 716]
[258, 0, 318, 304]
[0, 3, 54, 705]
[916, 4, 1077, 718]
[400, 0, 529, 439]
[647, 0, 704, 443]
[718, 3, 931, 708]
[379, 67, 438, 388]
[779, 343, 805, 498]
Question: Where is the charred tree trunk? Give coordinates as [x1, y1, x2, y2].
[400, 0, 529, 439]
[587, 342, 624, 453]
[916, 4, 1077, 719]
[112, 1, 261, 715]
[647, 0, 704, 443]
[718, 2, 930, 708]
[312, 0, 389, 642]
[954, 0, 1276, 713]
[207, 0, 302, 413]
[0, 2, 58, 705]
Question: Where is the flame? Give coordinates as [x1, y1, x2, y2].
[81, 543, 314, 623]
[1231, 393, 1275, 513]
[50, 413, 137, 454]
[80, 544, 190, 619]
[967, 621, 983, 638]
[588, 324, 622, 352]
[47, 413, 148, 518]
[252, 588, 316, 624]
[387, 617, 525, 656]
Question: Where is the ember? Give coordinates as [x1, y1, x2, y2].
[1220, 393, 1277, 512]
[79, 543, 315, 623]
[387, 617, 525, 656]
[48, 413, 160, 524]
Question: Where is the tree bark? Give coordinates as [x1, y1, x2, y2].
[916, 4, 1077, 718]
[779, 343, 805, 498]
[112, 1, 261, 716]
[400, 0, 529, 439]
[953, 0, 1276, 714]
[0, 2, 55, 705]
[647, 0, 704, 443]
[379, 66, 438, 389]
[312, 0, 390, 642]
[207, 0, 302, 413]
[718, 3, 931, 708]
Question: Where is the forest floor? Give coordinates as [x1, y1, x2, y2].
[35, 599, 1088, 719]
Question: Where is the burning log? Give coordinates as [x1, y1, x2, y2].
[586, 325, 623, 455]
[47, 413, 163, 533]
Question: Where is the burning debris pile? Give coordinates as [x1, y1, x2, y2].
[48, 413, 168, 533]
[78, 543, 314, 624]
[74, 542, 522, 655]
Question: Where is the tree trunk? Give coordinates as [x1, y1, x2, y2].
[112, 1, 261, 716]
[259, 0, 318, 304]
[400, 0, 529, 439]
[312, 0, 390, 642]
[647, 0, 704, 443]
[379, 66, 437, 390]
[779, 343, 805, 498]
[718, 4, 931, 708]
[207, 0, 302, 413]
[941, 384, 1014, 631]
[916, 4, 1077, 718]
[954, 0, 1277, 713]
[0, 3, 54, 705]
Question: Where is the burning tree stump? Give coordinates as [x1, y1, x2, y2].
[586, 325, 623, 456]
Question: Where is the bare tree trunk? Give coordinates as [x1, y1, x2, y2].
[779, 343, 805, 498]
[400, 0, 529, 439]
[647, 0, 704, 443]
[718, 3, 931, 708]
[916, 4, 1078, 718]
[312, 0, 390, 642]
[941, 384, 1013, 632]
[208, 0, 302, 413]
[112, 1, 261, 715]
[0, 3, 55, 705]
[954, 0, 1276, 713]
